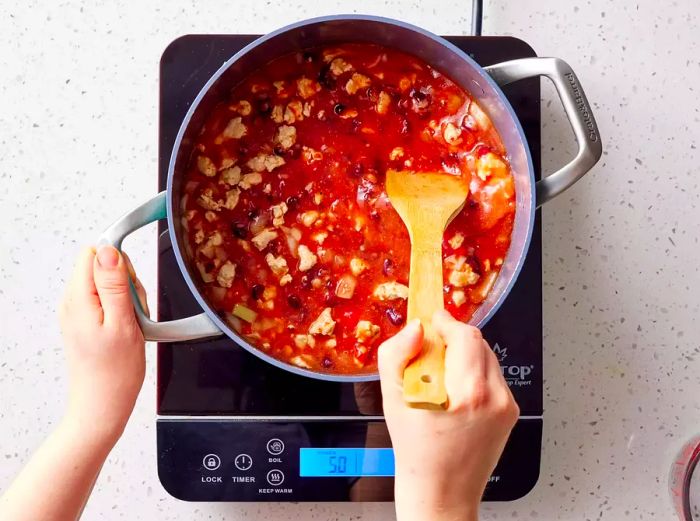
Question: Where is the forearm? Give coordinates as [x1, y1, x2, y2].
[0, 417, 117, 521]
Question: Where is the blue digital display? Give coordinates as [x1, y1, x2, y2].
[299, 448, 395, 477]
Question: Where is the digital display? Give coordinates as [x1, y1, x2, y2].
[299, 448, 395, 477]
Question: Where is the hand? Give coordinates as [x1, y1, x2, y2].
[378, 310, 519, 521]
[59, 245, 148, 445]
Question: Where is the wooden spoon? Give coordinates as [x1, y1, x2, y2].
[386, 169, 470, 408]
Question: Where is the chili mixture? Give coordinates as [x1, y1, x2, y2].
[180, 44, 515, 374]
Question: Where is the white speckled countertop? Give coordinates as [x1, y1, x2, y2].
[1, 0, 699, 519]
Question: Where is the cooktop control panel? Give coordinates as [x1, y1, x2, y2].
[157, 419, 542, 501]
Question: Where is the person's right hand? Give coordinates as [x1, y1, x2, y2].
[378, 310, 519, 521]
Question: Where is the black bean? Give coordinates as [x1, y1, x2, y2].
[285, 195, 300, 210]
[231, 221, 248, 238]
[204, 260, 215, 272]
[273, 145, 285, 156]
[333, 103, 345, 115]
[247, 208, 260, 221]
[251, 284, 264, 300]
[256, 97, 271, 116]
[382, 258, 394, 275]
[318, 63, 335, 89]
[386, 308, 405, 326]
[321, 356, 334, 368]
[302, 51, 317, 62]
[287, 294, 302, 309]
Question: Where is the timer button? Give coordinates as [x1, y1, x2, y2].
[234, 453, 253, 471]
[266, 438, 285, 455]
[266, 469, 285, 486]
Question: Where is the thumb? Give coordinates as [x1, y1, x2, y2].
[378, 319, 423, 402]
[93, 245, 135, 326]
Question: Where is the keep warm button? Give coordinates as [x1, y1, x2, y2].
[266, 469, 285, 486]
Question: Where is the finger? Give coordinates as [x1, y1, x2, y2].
[122, 252, 149, 316]
[63, 247, 101, 318]
[377, 320, 423, 403]
[93, 245, 137, 327]
[432, 309, 487, 402]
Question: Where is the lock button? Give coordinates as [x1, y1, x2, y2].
[202, 454, 221, 471]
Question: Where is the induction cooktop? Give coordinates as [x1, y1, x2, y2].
[156, 34, 542, 502]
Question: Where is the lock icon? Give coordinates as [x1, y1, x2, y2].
[203, 454, 221, 471]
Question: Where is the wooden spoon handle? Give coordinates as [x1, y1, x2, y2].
[402, 228, 448, 408]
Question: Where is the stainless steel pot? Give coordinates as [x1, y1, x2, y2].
[99, 15, 602, 382]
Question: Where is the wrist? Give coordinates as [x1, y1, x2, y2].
[60, 409, 124, 451]
[394, 467, 481, 521]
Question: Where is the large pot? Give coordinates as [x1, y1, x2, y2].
[100, 15, 602, 382]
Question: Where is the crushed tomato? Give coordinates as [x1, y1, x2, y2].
[180, 44, 515, 374]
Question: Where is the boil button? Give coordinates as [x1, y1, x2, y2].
[266, 438, 285, 455]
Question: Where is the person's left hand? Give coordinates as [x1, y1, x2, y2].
[59, 246, 148, 445]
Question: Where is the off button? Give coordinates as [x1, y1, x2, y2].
[266, 438, 285, 455]
[266, 469, 285, 486]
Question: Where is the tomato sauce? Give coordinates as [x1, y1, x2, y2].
[180, 44, 515, 374]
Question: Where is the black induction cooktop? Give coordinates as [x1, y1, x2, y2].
[156, 34, 542, 502]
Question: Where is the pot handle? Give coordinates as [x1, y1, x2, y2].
[485, 57, 602, 207]
[98, 190, 223, 342]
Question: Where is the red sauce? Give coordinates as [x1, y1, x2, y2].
[180, 44, 515, 374]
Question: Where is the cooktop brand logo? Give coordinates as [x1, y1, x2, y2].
[492, 343, 534, 388]
[492, 343, 508, 362]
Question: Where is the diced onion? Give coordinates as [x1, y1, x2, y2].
[250, 212, 270, 235]
[472, 271, 498, 303]
[335, 274, 357, 299]
[281, 227, 299, 257]
[253, 317, 281, 332]
[214, 246, 228, 262]
[224, 312, 243, 333]
[197, 262, 214, 283]
[210, 286, 227, 302]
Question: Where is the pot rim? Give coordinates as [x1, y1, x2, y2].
[165, 14, 536, 382]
